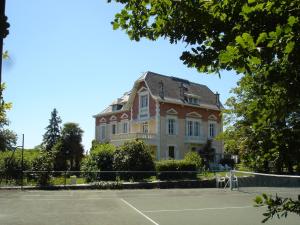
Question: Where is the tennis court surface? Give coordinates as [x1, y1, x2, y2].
[0, 188, 299, 225]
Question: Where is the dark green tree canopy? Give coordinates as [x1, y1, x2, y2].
[42, 108, 62, 151]
[54, 122, 84, 171]
[109, 0, 300, 75]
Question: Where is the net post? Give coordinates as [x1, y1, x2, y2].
[229, 170, 233, 190]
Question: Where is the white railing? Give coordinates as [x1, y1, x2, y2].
[111, 133, 156, 141]
[184, 135, 206, 143]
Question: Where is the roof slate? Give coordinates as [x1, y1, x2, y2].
[94, 71, 222, 117]
[145, 71, 221, 107]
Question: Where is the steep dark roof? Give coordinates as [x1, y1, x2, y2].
[94, 71, 223, 117]
[145, 71, 222, 108]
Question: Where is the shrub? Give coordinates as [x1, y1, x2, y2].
[81, 143, 116, 182]
[156, 160, 197, 180]
[184, 151, 204, 170]
[31, 151, 54, 186]
[113, 140, 155, 180]
[219, 158, 235, 168]
[81, 156, 98, 182]
[0, 149, 40, 183]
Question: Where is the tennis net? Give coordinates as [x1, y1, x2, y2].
[230, 170, 300, 198]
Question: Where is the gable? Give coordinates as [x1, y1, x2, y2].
[120, 113, 128, 119]
[166, 108, 178, 115]
[109, 115, 117, 121]
[137, 86, 148, 93]
[99, 117, 107, 123]
[208, 114, 217, 120]
[186, 112, 202, 118]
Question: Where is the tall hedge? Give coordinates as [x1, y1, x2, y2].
[156, 160, 197, 180]
[113, 140, 155, 180]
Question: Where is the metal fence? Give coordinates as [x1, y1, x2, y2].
[0, 169, 225, 188]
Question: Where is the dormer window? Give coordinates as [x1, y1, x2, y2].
[188, 97, 199, 105]
[138, 88, 149, 120]
[112, 104, 122, 112]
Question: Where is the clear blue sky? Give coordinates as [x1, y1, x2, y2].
[4, 0, 240, 150]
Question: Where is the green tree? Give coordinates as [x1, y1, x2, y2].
[0, 129, 17, 151]
[42, 108, 62, 151]
[0, 84, 16, 151]
[54, 123, 84, 171]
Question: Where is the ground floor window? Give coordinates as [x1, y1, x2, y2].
[100, 125, 106, 140]
[168, 146, 175, 159]
[122, 121, 128, 133]
[112, 124, 116, 134]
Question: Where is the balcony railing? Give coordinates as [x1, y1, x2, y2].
[184, 135, 207, 143]
[111, 133, 156, 141]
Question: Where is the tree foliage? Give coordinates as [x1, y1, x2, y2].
[81, 143, 116, 181]
[113, 140, 155, 180]
[255, 193, 300, 223]
[0, 84, 16, 151]
[184, 151, 203, 170]
[42, 108, 62, 151]
[32, 150, 55, 186]
[53, 123, 84, 171]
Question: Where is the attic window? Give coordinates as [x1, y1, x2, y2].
[188, 97, 199, 105]
[112, 104, 122, 112]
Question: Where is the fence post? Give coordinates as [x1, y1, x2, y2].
[64, 171, 67, 187]
[21, 134, 24, 190]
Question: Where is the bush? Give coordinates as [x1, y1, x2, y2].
[31, 151, 54, 186]
[81, 143, 116, 182]
[0, 149, 41, 183]
[156, 160, 197, 180]
[81, 156, 98, 182]
[184, 152, 204, 170]
[219, 158, 235, 168]
[113, 140, 155, 180]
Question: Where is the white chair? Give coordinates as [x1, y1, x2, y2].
[231, 175, 239, 189]
[216, 174, 226, 188]
[224, 173, 239, 189]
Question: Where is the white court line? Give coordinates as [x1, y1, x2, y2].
[121, 198, 159, 225]
[144, 205, 254, 213]
[23, 197, 105, 201]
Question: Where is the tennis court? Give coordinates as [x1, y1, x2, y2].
[0, 188, 298, 225]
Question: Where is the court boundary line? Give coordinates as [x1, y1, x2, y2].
[120, 198, 159, 225]
[144, 205, 254, 213]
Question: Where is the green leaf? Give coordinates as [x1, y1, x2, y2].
[284, 41, 295, 54]
[236, 36, 246, 48]
[256, 32, 267, 45]
[288, 16, 297, 26]
[112, 22, 120, 30]
[250, 56, 261, 65]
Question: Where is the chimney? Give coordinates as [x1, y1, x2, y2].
[215, 92, 220, 107]
[159, 80, 164, 99]
[179, 83, 184, 98]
